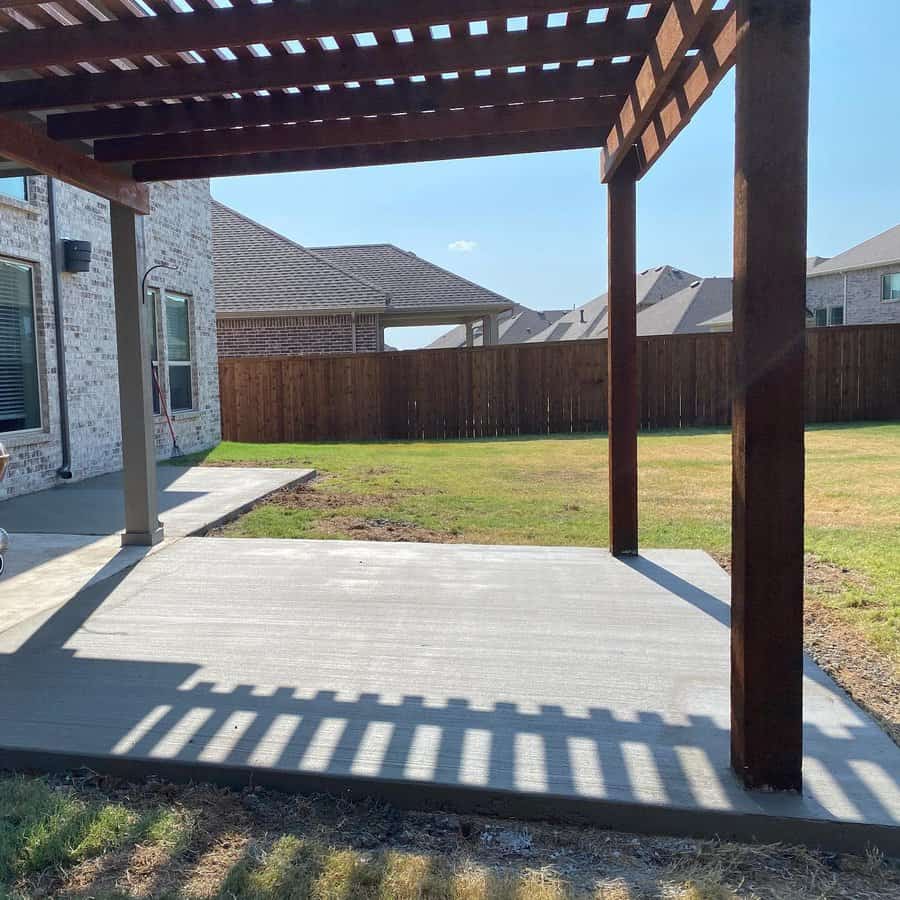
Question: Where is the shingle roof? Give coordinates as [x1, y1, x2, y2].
[526, 265, 697, 342]
[428, 305, 567, 348]
[312, 244, 514, 314]
[635, 277, 732, 335]
[807, 224, 900, 276]
[212, 201, 388, 315]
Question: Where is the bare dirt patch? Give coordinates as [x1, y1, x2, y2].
[21, 774, 899, 900]
[711, 552, 899, 747]
[319, 515, 457, 543]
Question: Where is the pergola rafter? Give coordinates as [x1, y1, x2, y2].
[0, 19, 661, 111]
[0, 0, 814, 803]
[48, 65, 635, 141]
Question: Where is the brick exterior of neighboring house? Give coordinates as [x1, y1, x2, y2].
[217, 314, 380, 357]
[0, 176, 220, 500]
[806, 225, 900, 327]
[212, 202, 513, 357]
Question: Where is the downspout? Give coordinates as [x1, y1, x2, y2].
[47, 178, 72, 480]
[842, 271, 848, 324]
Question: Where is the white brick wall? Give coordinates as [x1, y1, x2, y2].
[0, 177, 220, 500]
[807, 265, 900, 326]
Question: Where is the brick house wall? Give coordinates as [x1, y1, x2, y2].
[217, 314, 380, 356]
[806, 265, 900, 326]
[0, 177, 220, 500]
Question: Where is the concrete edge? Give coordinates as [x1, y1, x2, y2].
[1, 747, 896, 857]
[185, 468, 317, 537]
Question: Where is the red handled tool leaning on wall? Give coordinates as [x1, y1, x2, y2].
[0, 443, 9, 575]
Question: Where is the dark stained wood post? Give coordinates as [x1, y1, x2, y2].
[606, 147, 640, 556]
[731, 0, 810, 791]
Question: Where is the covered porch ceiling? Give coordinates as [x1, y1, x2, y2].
[0, 0, 735, 213]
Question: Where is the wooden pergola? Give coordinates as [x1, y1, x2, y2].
[0, 0, 809, 794]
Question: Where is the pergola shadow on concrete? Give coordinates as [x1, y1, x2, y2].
[1, 0, 819, 813]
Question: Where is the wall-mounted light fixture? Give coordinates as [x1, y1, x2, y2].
[62, 239, 92, 273]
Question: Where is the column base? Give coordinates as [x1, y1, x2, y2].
[121, 525, 165, 547]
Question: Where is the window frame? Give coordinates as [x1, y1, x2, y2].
[0, 176, 28, 203]
[814, 307, 828, 327]
[882, 272, 900, 303]
[163, 290, 195, 413]
[0, 255, 43, 437]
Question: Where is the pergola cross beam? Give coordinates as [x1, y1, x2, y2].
[635, 7, 737, 178]
[601, 0, 716, 182]
[0, 20, 656, 111]
[94, 98, 615, 164]
[0, 0, 623, 72]
[47, 65, 636, 142]
[0, 115, 149, 214]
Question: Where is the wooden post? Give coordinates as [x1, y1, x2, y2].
[465, 321, 475, 348]
[111, 201, 164, 547]
[731, 0, 809, 791]
[607, 148, 639, 556]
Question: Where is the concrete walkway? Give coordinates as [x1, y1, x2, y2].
[0, 465, 313, 537]
[0, 465, 313, 631]
[0, 539, 896, 853]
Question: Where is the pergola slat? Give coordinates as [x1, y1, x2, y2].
[0, 0, 627, 72]
[601, 0, 715, 182]
[48, 65, 637, 141]
[636, 8, 737, 177]
[132, 127, 603, 181]
[0, 114, 149, 213]
[0, 20, 657, 111]
[95, 98, 615, 163]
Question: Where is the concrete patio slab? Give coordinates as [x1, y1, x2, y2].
[0, 465, 314, 537]
[0, 539, 896, 853]
[0, 466, 313, 632]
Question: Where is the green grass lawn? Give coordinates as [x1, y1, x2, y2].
[183, 422, 900, 667]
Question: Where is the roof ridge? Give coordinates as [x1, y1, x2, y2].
[211, 200, 390, 301]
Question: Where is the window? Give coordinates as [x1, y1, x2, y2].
[145, 288, 161, 415]
[0, 177, 27, 202]
[0, 258, 41, 434]
[164, 292, 193, 411]
[813, 306, 844, 327]
[883, 273, 900, 302]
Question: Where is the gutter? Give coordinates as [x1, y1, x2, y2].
[47, 178, 72, 480]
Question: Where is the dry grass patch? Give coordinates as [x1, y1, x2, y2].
[2, 774, 898, 899]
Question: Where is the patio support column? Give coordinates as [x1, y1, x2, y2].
[465, 321, 475, 348]
[731, 0, 809, 791]
[483, 314, 500, 346]
[111, 200, 164, 547]
[606, 147, 639, 556]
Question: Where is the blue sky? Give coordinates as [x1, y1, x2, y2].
[212, 1, 899, 349]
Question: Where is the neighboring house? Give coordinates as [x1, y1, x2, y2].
[806, 224, 900, 327]
[0, 175, 219, 500]
[213, 202, 513, 356]
[635, 277, 733, 336]
[526, 265, 698, 343]
[427, 304, 567, 349]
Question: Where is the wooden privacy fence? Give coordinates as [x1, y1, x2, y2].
[219, 324, 900, 442]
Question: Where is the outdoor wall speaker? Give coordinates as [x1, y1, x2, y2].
[63, 239, 92, 273]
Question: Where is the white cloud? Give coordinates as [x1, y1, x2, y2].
[448, 239, 478, 253]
